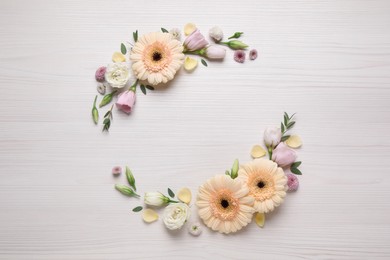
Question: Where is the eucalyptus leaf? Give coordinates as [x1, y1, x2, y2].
[161, 28, 168, 33]
[168, 188, 175, 198]
[291, 167, 302, 175]
[140, 84, 147, 95]
[287, 121, 295, 129]
[281, 122, 285, 133]
[132, 206, 143, 212]
[201, 59, 208, 67]
[284, 114, 288, 126]
[145, 85, 155, 91]
[133, 30, 138, 42]
[291, 161, 302, 168]
[121, 43, 127, 55]
[281, 135, 290, 142]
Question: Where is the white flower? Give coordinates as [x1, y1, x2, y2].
[209, 26, 223, 42]
[105, 63, 132, 89]
[144, 192, 169, 207]
[163, 203, 191, 230]
[264, 127, 282, 148]
[188, 222, 202, 236]
[169, 28, 181, 41]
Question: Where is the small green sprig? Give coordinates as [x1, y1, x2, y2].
[125, 166, 136, 191]
[225, 159, 239, 179]
[290, 161, 302, 175]
[121, 43, 127, 55]
[133, 30, 138, 42]
[99, 90, 117, 108]
[140, 84, 154, 95]
[91, 95, 99, 124]
[102, 104, 114, 132]
[115, 184, 140, 197]
[228, 32, 244, 39]
[281, 112, 296, 141]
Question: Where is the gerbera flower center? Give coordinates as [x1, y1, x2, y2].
[247, 172, 275, 201]
[220, 199, 229, 208]
[257, 181, 265, 189]
[152, 51, 162, 61]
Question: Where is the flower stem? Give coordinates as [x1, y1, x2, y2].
[168, 199, 180, 204]
[268, 147, 273, 160]
[129, 79, 139, 92]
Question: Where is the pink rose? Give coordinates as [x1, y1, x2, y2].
[204, 45, 226, 59]
[116, 90, 136, 114]
[184, 29, 208, 51]
[272, 142, 297, 168]
[286, 173, 299, 191]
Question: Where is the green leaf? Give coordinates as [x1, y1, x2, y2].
[291, 167, 302, 175]
[140, 84, 147, 95]
[132, 206, 143, 212]
[99, 90, 117, 108]
[125, 166, 136, 191]
[121, 43, 127, 55]
[103, 111, 110, 118]
[225, 170, 230, 176]
[281, 122, 285, 133]
[231, 159, 239, 179]
[145, 85, 155, 91]
[228, 32, 244, 40]
[161, 28, 168, 33]
[201, 59, 208, 67]
[103, 118, 110, 125]
[291, 161, 302, 169]
[281, 135, 290, 142]
[287, 121, 295, 129]
[284, 114, 288, 126]
[168, 188, 175, 198]
[133, 30, 138, 42]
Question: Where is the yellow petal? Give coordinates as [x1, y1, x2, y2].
[142, 209, 158, 223]
[184, 23, 197, 36]
[255, 212, 265, 228]
[177, 187, 192, 204]
[184, 56, 198, 71]
[285, 135, 302, 148]
[112, 52, 126, 63]
[251, 145, 266, 158]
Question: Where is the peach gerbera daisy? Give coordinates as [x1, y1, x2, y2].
[196, 175, 255, 234]
[238, 159, 287, 213]
[130, 32, 184, 86]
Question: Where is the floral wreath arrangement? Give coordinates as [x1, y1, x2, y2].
[91, 23, 257, 131]
[113, 112, 303, 235]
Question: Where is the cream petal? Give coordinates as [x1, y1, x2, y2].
[251, 145, 267, 158]
[254, 213, 265, 228]
[198, 207, 212, 220]
[142, 209, 159, 223]
[285, 135, 302, 148]
[177, 187, 192, 204]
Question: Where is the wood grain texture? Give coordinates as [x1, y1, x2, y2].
[1, 0, 390, 259]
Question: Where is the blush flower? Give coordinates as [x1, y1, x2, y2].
[130, 32, 185, 86]
[272, 142, 297, 168]
[196, 175, 255, 234]
[286, 173, 299, 191]
[204, 45, 226, 60]
[116, 90, 136, 114]
[249, 49, 258, 60]
[95, 66, 106, 82]
[234, 50, 245, 63]
[238, 159, 287, 213]
[184, 29, 209, 51]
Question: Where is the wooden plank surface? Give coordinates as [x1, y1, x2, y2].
[0, 0, 390, 259]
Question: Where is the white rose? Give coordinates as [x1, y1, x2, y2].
[209, 26, 223, 42]
[144, 192, 169, 207]
[264, 127, 282, 148]
[105, 63, 132, 89]
[163, 203, 191, 230]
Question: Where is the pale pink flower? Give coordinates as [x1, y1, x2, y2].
[184, 29, 208, 51]
[116, 90, 136, 114]
[272, 142, 297, 168]
[112, 166, 121, 176]
[286, 173, 299, 191]
[234, 50, 245, 63]
[249, 49, 258, 60]
[95, 66, 106, 82]
[204, 45, 226, 59]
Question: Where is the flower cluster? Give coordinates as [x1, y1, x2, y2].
[113, 113, 303, 235]
[91, 23, 257, 131]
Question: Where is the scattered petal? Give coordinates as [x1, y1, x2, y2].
[97, 83, 106, 95]
[112, 52, 126, 63]
[112, 166, 121, 176]
[184, 56, 198, 71]
[188, 222, 202, 236]
[285, 135, 302, 148]
[234, 50, 245, 63]
[249, 49, 258, 60]
[142, 209, 159, 223]
[184, 23, 197, 36]
[254, 212, 265, 228]
[251, 145, 266, 158]
[177, 187, 192, 204]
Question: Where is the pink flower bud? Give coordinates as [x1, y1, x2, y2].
[272, 142, 297, 168]
[205, 45, 226, 59]
[286, 173, 299, 191]
[95, 66, 106, 82]
[116, 90, 136, 114]
[184, 29, 208, 51]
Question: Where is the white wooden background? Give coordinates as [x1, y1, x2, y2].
[1, 0, 390, 259]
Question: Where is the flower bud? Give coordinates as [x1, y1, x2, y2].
[115, 184, 140, 197]
[184, 29, 209, 51]
[125, 166, 136, 191]
[209, 26, 223, 42]
[91, 95, 99, 124]
[230, 159, 239, 179]
[116, 90, 136, 114]
[225, 40, 248, 50]
[204, 45, 226, 59]
[99, 90, 117, 108]
[264, 127, 282, 148]
[228, 32, 244, 39]
[272, 142, 297, 168]
[144, 192, 169, 207]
